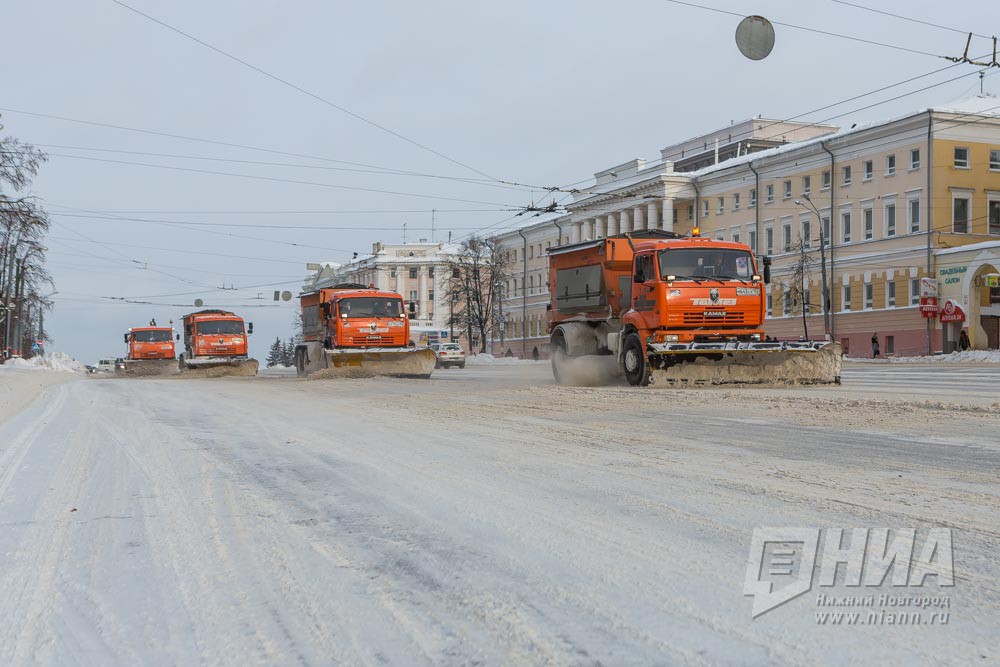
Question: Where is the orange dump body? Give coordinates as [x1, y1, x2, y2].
[126, 327, 175, 360]
[548, 234, 767, 344]
[301, 286, 411, 349]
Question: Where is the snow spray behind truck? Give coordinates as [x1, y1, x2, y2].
[295, 284, 436, 378]
[178, 309, 259, 376]
[547, 230, 841, 386]
[119, 322, 177, 376]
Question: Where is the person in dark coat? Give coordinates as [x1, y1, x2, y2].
[959, 329, 971, 351]
[871, 333, 880, 358]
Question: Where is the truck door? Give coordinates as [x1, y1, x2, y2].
[632, 253, 658, 330]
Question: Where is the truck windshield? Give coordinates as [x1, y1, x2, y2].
[197, 320, 244, 335]
[132, 330, 172, 343]
[338, 297, 403, 318]
[658, 248, 754, 280]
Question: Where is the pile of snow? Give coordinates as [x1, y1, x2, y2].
[0, 352, 87, 374]
[465, 354, 545, 366]
[259, 364, 297, 377]
[886, 350, 1000, 364]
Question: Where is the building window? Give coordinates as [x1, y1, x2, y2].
[748, 229, 757, 252]
[766, 293, 772, 313]
[887, 280, 896, 307]
[886, 335, 895, 355]
[954, 146, 970, 168]
[765, 227, 774, 255]
[428, 290, 434, 301]
[953, 196, 970, 233]
[910, 148, 920, 170]
[529, 275, 534, 290]
[452, 267, 461, 278]
[409, 289, 418, 302]
[734, 193, 741, 210]
[863, 160, 873, 181]
[989, 199, 1000, 235]
[715, 230, 725, 241]
[783, 180, 792, 199]
[885, 203, 896, 237]
[783, 287, 792, 315]
[909, 199, 921, 233]
[717, 197, 725, 214]
[750, 189, 757, 207]
[843, 285, 851, 311]
[702, 200, 710, 218]
[782, 222, 792, 252]
[822, 170, 831, 189]
[687, 204, 694, 221]
[842, 165, 852, 185]
[864, 282, 873, 309]
[529, 245, 534, 259]
[990, 149, 1000, 171]
[766, 184, 774, 202]
[842, 211, 852, 243]
[390, 267, 397, 278]
[802, 220, 811, 249]
[885, 155, 896, 176]
[538, 243, 542, 257]
[732, 230, 741, 244]
[910, 278, 920, 305]
[802, 176, 811, 195]
[822, 216, 831, 245]
[409, 268, 418, 279]
[864, 207, 874, 240]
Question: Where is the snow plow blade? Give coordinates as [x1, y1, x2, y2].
[179, 356, 259, 377]
[311, 347, 437, 379]
[648, 341, 843, 387]
[117, 359, 178, 377]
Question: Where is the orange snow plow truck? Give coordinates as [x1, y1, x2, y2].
[548, 230, 841, 386]
[178, 309, 258, 376]
[119, 322, 177, 376]
[295, 284, 436, 378]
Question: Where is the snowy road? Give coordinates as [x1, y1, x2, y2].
[0, 366, 997, 665]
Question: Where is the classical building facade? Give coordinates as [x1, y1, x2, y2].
[488, 96, 1000, 357]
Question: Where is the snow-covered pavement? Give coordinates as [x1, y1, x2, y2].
[0, 367, 997, 665]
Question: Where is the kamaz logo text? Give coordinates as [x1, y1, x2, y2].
[692, 298, 736, 306]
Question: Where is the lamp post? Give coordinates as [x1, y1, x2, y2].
[795, 195, 831, 338]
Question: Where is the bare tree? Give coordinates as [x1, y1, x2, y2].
[787, 238, 818, 339]
[444, 237, 511, 354]
[1, 136, 51, 358]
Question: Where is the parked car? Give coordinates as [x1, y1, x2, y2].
[93, 358, 126, 374]
[430, 343, 466, 369]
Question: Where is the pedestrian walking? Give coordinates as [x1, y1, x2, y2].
[959, 329, 971, 351]
[871, 332, 880, 358]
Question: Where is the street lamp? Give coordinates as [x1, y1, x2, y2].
[794, 195, 831, 338]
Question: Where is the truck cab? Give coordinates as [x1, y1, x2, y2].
[180, 310, 253, 365]
[125, 326, 176, 361]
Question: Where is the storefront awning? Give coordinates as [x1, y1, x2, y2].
[939, 299, 966, 323]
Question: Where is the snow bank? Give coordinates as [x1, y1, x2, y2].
[0, 352, 87, 374]
[465, 354, 545, 366]
[887, 350, 1000, 364]
[259, 364, 297, 378]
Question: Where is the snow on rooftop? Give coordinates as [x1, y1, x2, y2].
[933, 93, 1000, 117]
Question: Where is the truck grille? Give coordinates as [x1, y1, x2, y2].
[682, 312, 745, 326]
[350, 335, 405, 345]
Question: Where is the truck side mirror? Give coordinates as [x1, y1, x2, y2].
[124, 333, 129, 344]
[408, 301, 416, 313]
[176, 334, 180, 341]
[248, 323, 254, 335]
[762, 256, 772, 285]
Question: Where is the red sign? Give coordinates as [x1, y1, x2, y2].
[919, 296, 938, 318]
[939, 299, 966, 323]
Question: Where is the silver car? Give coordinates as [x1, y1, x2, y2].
[431, 343, 466, 369]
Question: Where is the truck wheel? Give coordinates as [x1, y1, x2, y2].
[295, 347, 307, 378]
[622, 334, 651, 387]
[178, 356, 186, 371]
[551, 336, 567, 384]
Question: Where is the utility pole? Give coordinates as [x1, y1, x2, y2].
[3, 247, 16, 358]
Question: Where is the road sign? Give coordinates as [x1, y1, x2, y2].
[31, 342, 41, 354]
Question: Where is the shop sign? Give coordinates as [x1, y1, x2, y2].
[938, 299, 966, 323]
[919, 296, 938, 318]
[920, 277, 938, 298]
[939, 265, 967, 286]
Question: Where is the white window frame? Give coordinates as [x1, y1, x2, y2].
[783, 180, 792, 199]
[908, 195, 921, 234]
[800, 215, 811, 250]
[703, 200, 710, 218]
[952, 189, 972, 233]
[863, 205, 874, 240]
[781, 218, 792, 253]
[885, 154, 896, 176]
[749, 188, 757, 207]
[766, 184, 774, 203]
[764, 223, 774, 255]
[954, 146, 970, 169]
[748, 227, 757, 252]
[886, 279, 896, 308]
[715, 230, 725, 241]
[988, 191, 1000, 236]
[802, 175, 811, 195]
[909, 148, 920, 170]
[783, 286, 792, 315]
[841, 165, 852, 185]
[717, 197, 725, 214]
[910, 278, 920, 305]
[990, 149, 1000, 171]
[842, 284, 852, 312]
[841, 210, 852, 244]
[863, 160, 874, 181]
[822, 170, 831, 190]
[730, 226, 741, 244]
[864, 282, 873, 310]
[733, 193, 741, 210]
[884, 199, 897, 238]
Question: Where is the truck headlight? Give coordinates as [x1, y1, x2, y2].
[665, 334, 679, 342]
[751, 334, 761, 341]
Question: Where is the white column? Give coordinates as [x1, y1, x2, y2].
[595, 216, 606, 238]
[620, 209, 632, 233]
[571, 222, 581, 243]
[607, 212, 619, 236]
[395, 266, 403, 293]
[661, 199, 674, 232]
[634, 206, 646, 231]
[647, 202, 659, 231]
[587, 219, 596, 239]
[418, 267, 428, 320]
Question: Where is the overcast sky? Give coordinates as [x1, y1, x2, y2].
[3, 0, 999, 362]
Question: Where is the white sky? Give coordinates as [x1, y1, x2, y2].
[3, 0, 999, 362]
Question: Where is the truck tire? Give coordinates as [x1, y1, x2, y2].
[622, 333, 650, 387]
[551, 336, 567, 385]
